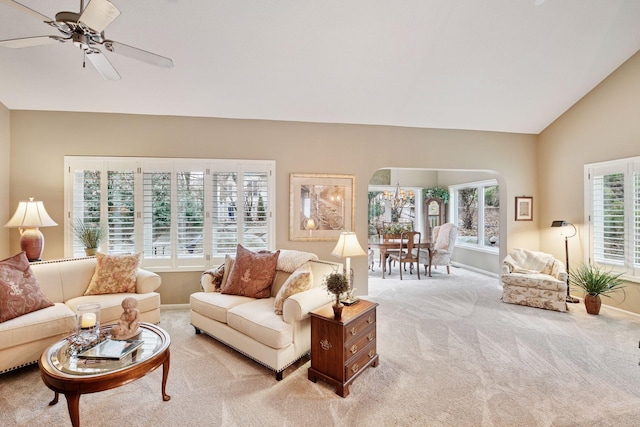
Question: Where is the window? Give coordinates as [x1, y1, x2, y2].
[65, 157, 275, 270]
[585, 157, 640, 278]
[450, 180, 499, 249]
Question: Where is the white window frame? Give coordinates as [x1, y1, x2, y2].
[584, 156, 640, 280]
[450, 179, 499, 252]
[64, 156, 275, 272]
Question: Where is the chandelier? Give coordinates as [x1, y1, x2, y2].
[382, 183, 414, 222]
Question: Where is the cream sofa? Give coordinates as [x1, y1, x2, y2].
[0, 257, 161, 374]
[190, 258, 340, 380]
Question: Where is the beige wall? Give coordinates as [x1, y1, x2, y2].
[538, 50, 640, 313]
[0, 102, 9, 259]
[8, 112, 538, 303]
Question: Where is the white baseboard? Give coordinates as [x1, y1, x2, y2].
[161, 303, 190, 310]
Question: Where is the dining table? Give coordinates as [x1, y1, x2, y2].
[368, 236, 432, 279]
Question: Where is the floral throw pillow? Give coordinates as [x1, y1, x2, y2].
[273, 263, 313, 315]
[222, 245, 280, 298]
[0, 252, 54, 323]
[84, 252, 141, 295]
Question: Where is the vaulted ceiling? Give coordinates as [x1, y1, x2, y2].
[1, 0, 639, 134]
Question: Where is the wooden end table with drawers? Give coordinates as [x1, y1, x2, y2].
[308, 299, 379, 397]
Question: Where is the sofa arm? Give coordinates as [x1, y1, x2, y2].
[136, 269, 161, 294]
[502, 263, 513, 275]
[282, 286, 333, 324]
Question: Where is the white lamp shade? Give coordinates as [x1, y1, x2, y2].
[4, 198, 58, 228]
[332, 232, 366, 258]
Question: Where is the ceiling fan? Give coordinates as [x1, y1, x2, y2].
[0, 0, 174, 80]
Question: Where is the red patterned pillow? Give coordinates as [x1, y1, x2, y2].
[0, 252, 54, 323]
[222, 245, 280, 298]
[84, 252, 141, 295]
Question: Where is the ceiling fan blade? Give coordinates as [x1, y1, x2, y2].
[104, 41, 174, 68]
[0, 0, 54, 23]
[86, 50, 121, 80]
[79, 0, 121, 33]
[0, 35, 64, 48]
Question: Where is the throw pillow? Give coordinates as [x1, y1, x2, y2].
[0, 252, 54, 323]
[202, 264, 226, 292]
[84, 252, 141, 295]
[273, 263, 313, 315]
[222, 245, 280, 298]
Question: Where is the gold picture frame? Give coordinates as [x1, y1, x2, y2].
[289, 173, 355, 241]
[515, 196, 533, 221]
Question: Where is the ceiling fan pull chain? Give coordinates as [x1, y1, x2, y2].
[83, 50, 86, 68]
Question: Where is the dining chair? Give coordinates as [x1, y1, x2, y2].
[388, 231, 421, 280]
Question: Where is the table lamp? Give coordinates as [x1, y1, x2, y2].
[4, 197, 58, 261]
[550, 220, 579, 303]
[331, 231, 367, 305]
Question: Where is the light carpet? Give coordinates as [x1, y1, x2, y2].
[3, 266, 640, 426]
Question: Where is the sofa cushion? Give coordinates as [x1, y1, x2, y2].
[273, 263, 313, 315]
[190, 292, 254, 323]
[501, 272, 566, 291]
[202, 263, 226, 292]
[0, 303, 75, 350]
[222, 245, 280, 298]
[85, 252, 141, 295]
[227, 299, 293, 349]
[0, 252, 54, 323]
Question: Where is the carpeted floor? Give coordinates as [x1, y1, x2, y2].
[3, 266, 640, 426]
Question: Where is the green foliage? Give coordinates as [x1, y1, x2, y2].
[382, 222, 413, 235]
[323, 272, 349, 298]
[569, 264, 625, 298]
[422, 187, 450, 204]
[459, 188, 477, 230]
[72, 220, 107, 249]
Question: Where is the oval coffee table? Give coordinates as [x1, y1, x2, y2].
[39, 322, 171, 427]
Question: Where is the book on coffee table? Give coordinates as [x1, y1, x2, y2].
[78, 339, 144, 360]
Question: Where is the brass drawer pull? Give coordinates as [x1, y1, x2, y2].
[367, 332, 374, 342]
[320, 339, 332, 351]
[351, 363, 359, 373]
[350, 327, 357, 336]
[368, 350, 375, 358]
[350, 344, 358, 355]
[367, 315, 374, 324]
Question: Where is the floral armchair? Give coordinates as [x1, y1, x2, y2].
[501, 248, 568, 312]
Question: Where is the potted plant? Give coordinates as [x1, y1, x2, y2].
[569, 264, 625, 315]
[72, 220, 107, 256]
[323, 272, 349, 319]
[422, 186, 450, 204]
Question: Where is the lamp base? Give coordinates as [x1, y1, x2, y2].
[567, 295, 580, 304]
[20, 227, 45, 262]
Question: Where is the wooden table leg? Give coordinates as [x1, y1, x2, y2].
[48, 391, 59, 406]
[64, 392, 81, 427]
[161, 349, 171, 401]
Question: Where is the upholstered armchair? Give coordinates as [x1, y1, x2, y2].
[420, 223, 458, 276]
[501, 248, 567, 312]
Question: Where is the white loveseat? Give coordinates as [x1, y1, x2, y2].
[190, 256, 341, 380]
[0, 257, 161, 374]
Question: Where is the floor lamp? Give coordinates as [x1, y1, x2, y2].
[550, 220, 579, 303]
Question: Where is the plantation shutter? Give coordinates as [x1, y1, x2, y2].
[210, 171, 239, 256]
[71, 168, 102, 257]
[176, 170, 205, 258]
[142, 169, 172, 260]
[241, 171, 270, 252]
[107, 169, 136, 255]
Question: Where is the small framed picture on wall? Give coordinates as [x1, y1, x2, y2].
[515, 196, 533, 221]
